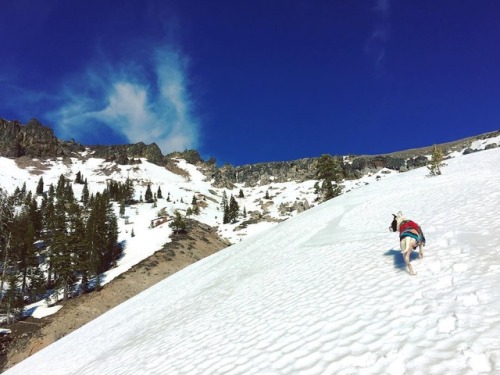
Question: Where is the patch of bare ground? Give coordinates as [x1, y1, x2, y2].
[14, 157, 51, 175]
[0, 219, 230, 373]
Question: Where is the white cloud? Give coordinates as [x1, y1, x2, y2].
[365, 0, 391, 74]
[49, 45, 199, 154]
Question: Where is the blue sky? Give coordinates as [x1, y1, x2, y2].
[0, 1, 498, 165]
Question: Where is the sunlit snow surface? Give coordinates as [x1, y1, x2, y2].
[4, 147, 500, 374]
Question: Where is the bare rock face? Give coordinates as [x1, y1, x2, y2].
[89, 142, 165, 165]
[0, 118, 84, 158]
[208, 158, 319, 188]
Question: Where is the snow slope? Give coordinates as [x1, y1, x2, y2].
[4, 147, 500, 374]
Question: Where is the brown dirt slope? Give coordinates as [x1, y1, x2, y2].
[0, 219, 230, 373]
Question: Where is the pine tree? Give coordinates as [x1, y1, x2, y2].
[81, 181, 90, 206]
[48, 184, 55, 199]
[11, 207, 38, 295]
[221, 191, 228, 211]
[427, 145, 446, 176]
[0, 189, 14, 299]
[145, 184, 153, 203]
[238, 189, 245, 198]
[75, 171, 83, 184]
[228, 195, 239, 223]
[223, 205, 230, 224]
[169, 211, 187, 234]
[55, 174, 66, 201]
[28, 266, 46, 302]
[125, 178, 134, 204]
[20, 182, 26, 200]
[2, 272, 24, 323]
[157, 186, 163, 199]
[36, 176, 44, 195]
[316, 154, 343, 201]
[119, 201, 126, 216]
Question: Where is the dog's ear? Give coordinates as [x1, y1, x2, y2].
[392, 214, 397, 219]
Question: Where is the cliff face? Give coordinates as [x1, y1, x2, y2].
[0, 119, 165, 164]
[0, 118, 84, 158]
[89, 143, 165, 165]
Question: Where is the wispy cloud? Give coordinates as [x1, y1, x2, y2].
[365, 0, 391, 75]
[49, 45, 199, 154]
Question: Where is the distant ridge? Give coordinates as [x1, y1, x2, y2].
[1, 117, 498, 187]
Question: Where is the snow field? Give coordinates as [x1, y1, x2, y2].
[4, 147, 500, 374]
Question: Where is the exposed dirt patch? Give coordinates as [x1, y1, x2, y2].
[0, 219, 230, 373]
[14, 157, 51, 175]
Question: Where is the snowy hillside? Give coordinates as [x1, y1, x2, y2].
[4, 145, 500, 374]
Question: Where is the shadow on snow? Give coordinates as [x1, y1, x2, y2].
[384, 249, 419, 271]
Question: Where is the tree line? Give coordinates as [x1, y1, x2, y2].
[0, 174, 124, 323]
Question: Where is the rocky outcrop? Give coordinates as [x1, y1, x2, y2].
[204, 158, 318, 188]
[203, 131, 499, 187]
[0, 118, 84, 158]
[1, 117, 498, 187]
[89, 142, 165, 165]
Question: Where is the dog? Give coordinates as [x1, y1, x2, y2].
[389, 211, 426, 276]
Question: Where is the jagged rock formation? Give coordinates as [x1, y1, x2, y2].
[89, 142, 164, 165]
[204, 131, 499, 187]
[1, 117, 498, 187]
[0, 118, 84, 158]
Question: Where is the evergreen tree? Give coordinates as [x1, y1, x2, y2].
[192, 195, 197, 205]
[238, 189, 245, 198]
[125, 178, 134, 204]
[157, 186, 163, 199]
[316, 154, 343, 201]
[81, 181, 90, 206]
[48, 184, 55, 199]
[36, 176, 44, 195]
[0, 189, 14, 299]
[145, 184, 153, 203]
[223, 205, 230, 224]
[169, 211, 187, 234]
[265, 190, 270, 200]
[2, 272, 24, 323]
[50, 195, 74, 300]
[64, 181, 75, 204]
[20, 182, 26, 200]
[119, 200, 126, 216]
[221, 191, 228, 211]
[427, 145, 445, 176]
[75, 171, 84, 184]
[55, 174, 66, 201]
[228, 195, 239, 223]
[27, 266, 46, 302]
[10, 207, 38, 295]
[83, 193, 119, 291]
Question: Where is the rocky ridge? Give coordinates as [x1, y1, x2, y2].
[1, 118, 498, 188]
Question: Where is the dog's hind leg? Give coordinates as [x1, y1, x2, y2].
[404, 250, 415, 276]
[401, 238, 416, 276]
[418, 244, 424, 259]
